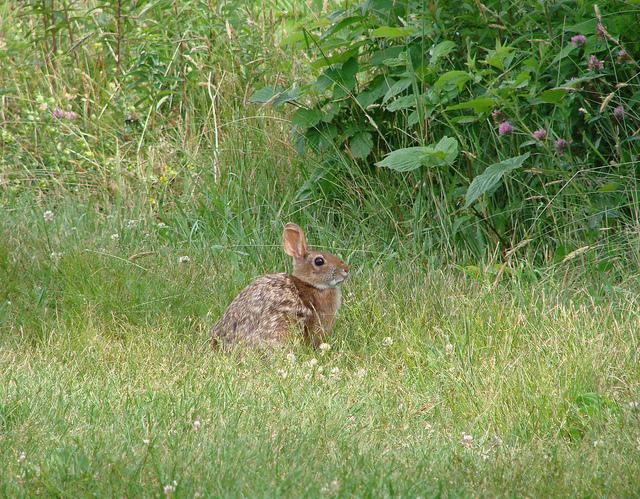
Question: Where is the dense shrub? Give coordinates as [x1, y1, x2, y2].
[255, 0, 640, 261]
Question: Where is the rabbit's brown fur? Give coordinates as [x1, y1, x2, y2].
[210, 224, 348, 350]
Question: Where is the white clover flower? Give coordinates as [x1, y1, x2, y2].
[43, 210, 54, 222]
[178, 255, 190, 263]
[142, 438, 150, 445]
[286, 352, 296, 364]
[163, 480, 177, 495]
[110, 233, 119, 241]
[629, 401, 639, 410]
[445, 343, 455, 356]
[330, 367, 340, 377]
[157, 222, 168, 229]
[307, 358, 318, 367]
[382, 336, 393, 347]
[277, 368, 288, 379]
[50, 251, 63, 262]
[461, 433, 473, 448]
[17, 452, 26, 463]
[192, 420, 201, 432]
[356, 367, 367, 378]
[126, 219, 138, 229]
[319, 343, 331, 353]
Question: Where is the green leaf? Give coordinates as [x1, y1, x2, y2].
[292, 108, 324, 128]
[430, 41, 456, 65]
[537, 88, 569, 104]
[375, 136, 458, 172]
[349, 131, 373, 159]
[484, 43, 515, 70]
[433, 71, 471, 93]
[370, 26, 416, 38]
[465, 153, 530, 208]
[386, 94, 417, 112]
[383, 78, 413, 103]
[446, 96, 495, 114]
[356, 77, 390, 108]
[250, 86, 283, 104]
[552, 43, 578, 64]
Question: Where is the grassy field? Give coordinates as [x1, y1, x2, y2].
[1, 0, 640, 496]
[1, 193, 640, 496]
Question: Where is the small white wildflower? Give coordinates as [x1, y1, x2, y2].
[50, 251, 63, 262]
[178, 255, 190, 263]
[319, 342, 331, 353]
[320, 479, 340, 494]
[17, 452, 26, 463]
[110, 233, 119, 241]
[307, 358, 318, 367]
[163, 480, 177, 495]
[317, 366, 324, 374]
[286, 352, 296, 364]
[330, 367, 340, 378]
[6, 300, 11, 306]
[43, 210, 54, 222]
[382, 336, 393, 347]
[629, 401, 639, 410]
[126, 219, 138, 229]
[461, 433, 474, 449]
[277, 368, 288, 379]
[157, 222, 168, 229]
[192, 419, 201, 432]
[356, 367, 367, 378]
[445, 343, 455, 356]
[143, 438, 150, 445]
[592, 440, 601, 447]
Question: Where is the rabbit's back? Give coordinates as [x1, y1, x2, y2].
[210, 273, 311, 349]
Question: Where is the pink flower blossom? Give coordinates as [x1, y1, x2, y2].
[52, 108, 65, 119]
[596, 23, 607, 39]
[555, 138, 569, 153]
[64, 111, 78, 120]
[52, 108, 78, 120]
[587, 55, 604, 71]
[613, 105, 624, 120]
[532, 128, 547, 140]
[498, 121, 513, 136]
[571, 34, 586, 47]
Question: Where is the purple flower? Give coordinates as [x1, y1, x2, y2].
[596, 23, 607, 39]
[64, 111, 78, 120]
[52, 108, 65, 119]
[587, 55, 604, 71]
[532, 128, 547, 141]
[555, 138, 569, 153]
[613, 105, 624, 120]
[498, 121, 513, 136]
[571, 34, 587, 47]
[53, 108, 78, 120]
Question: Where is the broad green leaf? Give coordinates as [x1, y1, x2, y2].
[349, 131, 373, 159]
[386, 94, 417, 112]
[370, 26, 416, 38]
[538, 88, 569, 104]
[375, 136, 458, 172]
[292, 108, 324, 128]
[552, 43, 578, 64]
[465, 153, 530, 208]
[370, 46, 405, 65]
[598, 181, 620, 192]
[250, 86, 283, 104]
[430, 41, 456, 65]
[446, 96, 494, 114]
[433, 71, 471, 93]
[383, 78, 413, 103]
[356, 77, 390, 107]
[484, 44, 515, 70]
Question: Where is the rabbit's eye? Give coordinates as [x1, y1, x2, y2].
[314, 256, 325, 266]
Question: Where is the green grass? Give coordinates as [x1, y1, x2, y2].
[1, 195, 640, 497]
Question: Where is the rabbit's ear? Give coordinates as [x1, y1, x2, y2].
[283, 223, 308, 260]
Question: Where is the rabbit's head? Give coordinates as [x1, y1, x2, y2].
[283, 223, 349, 289]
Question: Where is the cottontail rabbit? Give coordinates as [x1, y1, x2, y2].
[211, 223, 349, 350]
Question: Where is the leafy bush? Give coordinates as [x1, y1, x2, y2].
[255, 0, 640, 261]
